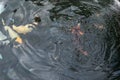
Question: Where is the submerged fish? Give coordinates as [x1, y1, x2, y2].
[2, 19, 23, 44]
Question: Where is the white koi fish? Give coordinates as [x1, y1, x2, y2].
[2, 19, 23, 44]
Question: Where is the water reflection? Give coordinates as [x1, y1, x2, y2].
[0, 0, 120, 80]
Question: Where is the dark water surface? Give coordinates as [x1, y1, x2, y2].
[0, 0, 120, 80]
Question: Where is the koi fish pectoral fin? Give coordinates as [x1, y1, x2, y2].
[15, 37, 23, 44]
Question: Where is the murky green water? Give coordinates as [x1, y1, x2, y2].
[0, 0, 120, 80]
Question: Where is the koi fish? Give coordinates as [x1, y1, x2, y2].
[2, 19, 23, 44]
[4, 26, 23, 44]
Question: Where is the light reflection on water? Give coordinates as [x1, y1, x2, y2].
[0, 0, 120, 80]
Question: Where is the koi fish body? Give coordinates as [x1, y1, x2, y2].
[12, 24, 34, 34]
[4, 26, 23, 44]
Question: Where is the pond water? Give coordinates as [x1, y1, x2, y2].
[0, 0, 120, 80]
